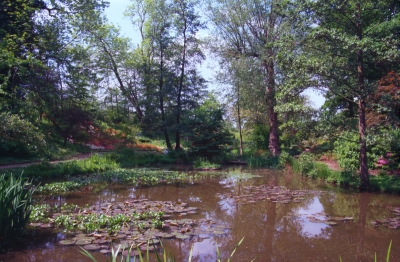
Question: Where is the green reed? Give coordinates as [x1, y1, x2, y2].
[0, 174, 35, 240]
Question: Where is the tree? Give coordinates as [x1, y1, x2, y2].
[299, 0, 400, 189]
[207, 0, 304, 156]
[186, 95, 233, 159]
[171, 0, 205, 151]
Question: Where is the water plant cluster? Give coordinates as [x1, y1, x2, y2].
[193, 157, 221, 170]
[218, 184, 326, 206]
[0, 175, 35, 241]
[370, 207, 400, 229]
[27, 199, 231, 257]
[31, 168, 195, 195]
[285, 211, 353, 226]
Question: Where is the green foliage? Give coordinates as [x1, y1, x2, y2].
[29, 204, 52, 223]
[194, 158, 221, 169]
[370, 172, 400, 194]
[0, 113, 46, 157]
[36, 181, 82, 194]
[297, 153, 315, 175]
[5, 154, 119, 179]
[97, 169, 190, 187]
[0, 174, 35, 240]
[186, 95, 233, 160]
[288, 156, 360, 187]
[250, 124, 269, 150]
[334, 129, 400, 170]
[246, 155, 280, 168]
[114, 151, 178, 167]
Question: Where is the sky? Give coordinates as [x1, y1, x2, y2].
[104, 0, 326, 109]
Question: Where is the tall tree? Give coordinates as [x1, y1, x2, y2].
[207, 0, 298, 156]
[298, 0, 400, 189]
[172, 0, 205, 151]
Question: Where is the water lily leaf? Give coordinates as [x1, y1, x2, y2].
[324, 221, 338, 226]
[76, 239, 93, 245]
[83, 244, 101, 251]
[59, 240, 76, 246]
[175, 234, 190, 239]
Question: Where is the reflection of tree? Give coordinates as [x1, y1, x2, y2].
[356, 193, 369, 261]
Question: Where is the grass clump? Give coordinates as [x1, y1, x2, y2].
[246, 155, 280, 168]
[110, 149, 179, 167]
[370, 172, 400, 194]
[0, 174, 35, 241]
[288, 155, 360, 187]
[194, 158, 221, 169]
[5, 154, 119, 179]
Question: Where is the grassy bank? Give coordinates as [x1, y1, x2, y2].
[286, 153, 400, 194]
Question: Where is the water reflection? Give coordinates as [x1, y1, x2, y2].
[1, 167, 399, 262]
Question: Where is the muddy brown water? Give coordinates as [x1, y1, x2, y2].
[1, 167, 400, 262]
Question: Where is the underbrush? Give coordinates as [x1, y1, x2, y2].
[288, 153, 360, 187]
[287, 153, 400, 193]
[110, 149, 179, 167]
[370, 172, 400, 194]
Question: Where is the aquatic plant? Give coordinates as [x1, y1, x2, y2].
[193, 158, 221, 169]
[0, 174, 35, 240]
[36, 181, 82, 194]
[246, 155, 280, 168]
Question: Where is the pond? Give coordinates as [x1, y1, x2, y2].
[1, 167, 400, 262]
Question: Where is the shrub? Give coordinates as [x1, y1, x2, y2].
[297, 153, 315, 175]
[0, 174, 35, 240]
[334, 129, 400, 170]
[246, 155, 280, 168]
[0, 113, 46, 157]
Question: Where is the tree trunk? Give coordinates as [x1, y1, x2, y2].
[356, 2, 369, 189]
[358, 98, 369, 189]
[159, 43, 172, 150]
[237, 86, 243, 156]
[266, 58, 280, 156]
[175, 2, 187, 152]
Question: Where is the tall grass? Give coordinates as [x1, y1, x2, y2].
[0, 174, 35, 240]
[288, 156, 360, 187]
[246, 155, 280, 168]
[194, 158, 221, 169]
[4, 154, 119, 179]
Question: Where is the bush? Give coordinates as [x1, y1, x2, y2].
[297, 153, 315, 175]
[250, 124, 269, 150]
[0, 113, 46, 157]
[334, 129, 400, 170]
[246, 155, 280, 168]
[0, 174, 35, 240]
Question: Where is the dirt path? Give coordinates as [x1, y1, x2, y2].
[0, 153, 94, 170]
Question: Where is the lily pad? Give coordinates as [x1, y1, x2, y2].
[175, 234, 190, 239]
[59, 240, 76, 246]
[83, 244, 101, 251]
[324, 221, 338, 226]
[75, 239, 93, 245]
